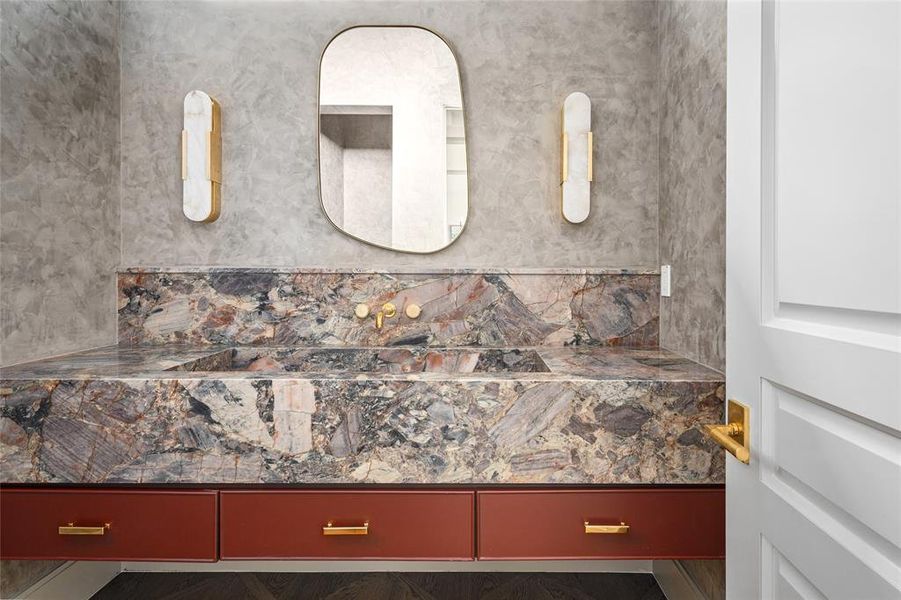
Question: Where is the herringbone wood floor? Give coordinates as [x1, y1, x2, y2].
[92, 572, 667, 599]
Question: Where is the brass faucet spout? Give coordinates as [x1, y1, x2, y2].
[375, 311, 384, 329]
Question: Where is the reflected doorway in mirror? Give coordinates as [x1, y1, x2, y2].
[318, 26, 469, 253]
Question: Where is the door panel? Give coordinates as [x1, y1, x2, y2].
[773, 0, 900, 315]
[764, 382, 901, 549]
[762, 539, 828, 600]
[727, 0, 900, 597]
[760, 326, 899, 429]
[760, 494, 899, 600]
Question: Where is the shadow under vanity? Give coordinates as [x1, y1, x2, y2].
[0, 269, 724, 562]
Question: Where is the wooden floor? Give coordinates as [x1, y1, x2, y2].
[92, 572, 667, 599]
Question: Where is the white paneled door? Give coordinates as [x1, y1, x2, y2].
[726, 1, 901, 599]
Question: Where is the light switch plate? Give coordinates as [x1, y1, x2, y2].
[660, 265, 672, 297]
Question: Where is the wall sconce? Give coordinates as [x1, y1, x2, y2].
[560, 92, 592, 224]
[182, 90, 221, 222]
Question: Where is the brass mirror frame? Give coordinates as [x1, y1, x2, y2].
[316, 25, 471, 254]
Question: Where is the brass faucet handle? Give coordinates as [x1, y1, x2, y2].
[382, 303, 397, 318]
[354, 304, 371, 319]
[405, 304, 422, 319]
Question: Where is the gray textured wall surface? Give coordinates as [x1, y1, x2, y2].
[0, 0, 120, 592]
[119, 0, 659, 268]
[0, 0, 121, 368]
[658, 0, 726, 373]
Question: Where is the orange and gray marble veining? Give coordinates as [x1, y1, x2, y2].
[1, 345, 724, 485]
[117, 269, 660, 348]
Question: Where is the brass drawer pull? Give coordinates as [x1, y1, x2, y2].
[584, 521, 629, 535]
[323, 521, 369, 536]
[58, 522, 110, 536]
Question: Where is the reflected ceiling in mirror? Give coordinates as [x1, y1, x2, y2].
[318, 26, 468, 254]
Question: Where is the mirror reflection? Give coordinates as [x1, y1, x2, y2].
[318, 27, 468, 253]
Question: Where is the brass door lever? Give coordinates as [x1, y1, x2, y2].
[704, 399, 750, 464]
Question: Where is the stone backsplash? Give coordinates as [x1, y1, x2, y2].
[118, 269, 660, 348]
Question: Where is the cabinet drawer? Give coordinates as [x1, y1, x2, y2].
[220, 490, 474, 560]
[0, 488, 218, 561]
[477, 488, 724, 560]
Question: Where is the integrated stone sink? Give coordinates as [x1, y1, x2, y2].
[1, 344, 725, 486]
[174, 347, 551, 374]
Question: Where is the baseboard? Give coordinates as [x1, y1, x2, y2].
[122, 559, 653, 574]
[653, 560, 707, 600]
[15, 561, 120, 600]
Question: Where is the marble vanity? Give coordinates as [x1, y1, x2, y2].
[0, 269, 725, 562]
[1, 268, 724, 486]
[0, 343, 723, 486]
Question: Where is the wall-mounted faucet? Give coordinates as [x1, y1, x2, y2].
[375, 303, 396, 329]
[354, 301, 420, 329]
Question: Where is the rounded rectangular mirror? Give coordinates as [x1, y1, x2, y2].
[318, 26, 468, 254]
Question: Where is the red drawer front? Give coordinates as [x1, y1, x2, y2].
[477, 488, 724, 560]
[220, 491, 474, 560]
[0, 489, 218, 561]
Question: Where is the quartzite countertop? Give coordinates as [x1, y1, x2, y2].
[1, 345, 724, 486]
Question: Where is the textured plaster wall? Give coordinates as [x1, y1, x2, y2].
[0, 0, 120, 592]
[658, 0, 727, 373]
[119, 0, 659, 268]
[0, 0, 121, 368]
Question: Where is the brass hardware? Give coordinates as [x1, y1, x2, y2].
[207, 131, 222, 185]
[181, 130, 188, 180]
[405, 304, 422, 319]
[561, 132, 569, 184]
[587, 131, 593, 182]
[323, 521, 369, 536]
[375, 302, 397, 329]
[207, 98, 222, 221]
[58, 522, 110, 536]
[354, 304, 371, 319]
[704, 399, 751, 464]
[584, 522, 629, 535]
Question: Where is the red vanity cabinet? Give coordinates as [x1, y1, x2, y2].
[0, 486, 723, 562]
[219, 490, 476, 560]
[476, 488, 725, 560]
[0, 488, 218, 561]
